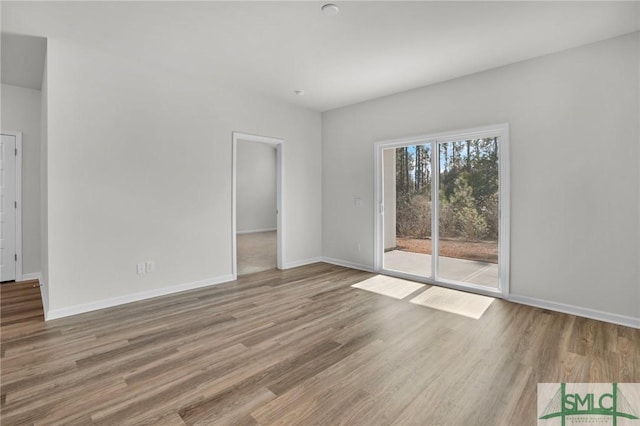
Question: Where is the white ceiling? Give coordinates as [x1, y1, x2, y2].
[2, 1, 639, 111]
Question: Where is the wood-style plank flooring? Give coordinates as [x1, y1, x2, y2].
[1, 263, 638, 425]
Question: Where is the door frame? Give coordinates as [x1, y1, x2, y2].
[374, 123, 510, 298]
[1, 131, 23, 282]
[231, 132, 284, 279]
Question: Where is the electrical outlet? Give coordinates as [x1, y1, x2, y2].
[137, 263, 146, 275]
[145, 261, 155, 273]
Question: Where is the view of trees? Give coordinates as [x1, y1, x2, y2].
[395, 138, 499, 242]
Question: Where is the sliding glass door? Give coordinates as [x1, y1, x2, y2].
[436, 138, 499, 288]
[382, 144, 433, 279]
[376, 124, 509, 296]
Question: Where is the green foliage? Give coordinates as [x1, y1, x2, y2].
[439, 177, 488, 240]
[456, 207, 489, 241]
[395, 138, 499, 242]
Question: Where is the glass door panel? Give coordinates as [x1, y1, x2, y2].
[382, 144, 433, 278]
[437, 138, 499, 288]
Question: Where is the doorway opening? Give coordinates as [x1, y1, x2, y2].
[374, 124, 510, 298]
[0, 131, 22, 283]
[232, 132, 284, 278]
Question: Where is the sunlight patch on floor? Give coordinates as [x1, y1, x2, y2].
[351, 275, 425, 300]
[410, 286, 494, 319]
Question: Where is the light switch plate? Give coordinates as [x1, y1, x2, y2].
[137, 263, 146, 275]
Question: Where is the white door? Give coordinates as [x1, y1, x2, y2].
[0, 134, 17, 282]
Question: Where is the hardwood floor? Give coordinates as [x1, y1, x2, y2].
[1, 264, 638, 425]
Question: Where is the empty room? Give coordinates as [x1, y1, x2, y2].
[1, 1, 639, 425]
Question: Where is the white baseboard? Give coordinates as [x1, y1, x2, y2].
[236, 228, 277, 235]
[321, 257, 375, 273]
[19, 272, 41, 282]
[508, 294, 640, 329]
[320, 256, 638, 328]
[283, 257, 323, 269]
[45, 274, 234, 321]
[39, 259, 638, 329]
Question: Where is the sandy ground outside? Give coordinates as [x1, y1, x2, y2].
[395, 236, 497, 264]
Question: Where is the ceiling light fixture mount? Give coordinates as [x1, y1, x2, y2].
[294, 90, 305, 96]
[321, 4, 339, 16]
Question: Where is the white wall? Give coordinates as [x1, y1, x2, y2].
[236, 140, 277, 233]
[41, 39, 321, 316]
[322, 33, 640, 322]
[1, 83, 41, 276]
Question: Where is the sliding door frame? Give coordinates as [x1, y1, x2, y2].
[374, 123, 510, 298]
